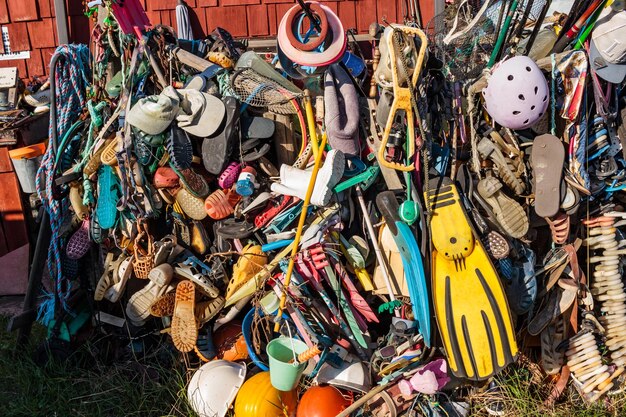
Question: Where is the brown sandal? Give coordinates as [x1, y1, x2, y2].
[545, 212, 570, 245]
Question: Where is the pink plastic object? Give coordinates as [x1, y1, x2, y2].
[277, 2, 347, 67]
[398, 359, 451, 395]
[218, 162, 241, 189]
[482, 56, 549, 130]
[66, 220, 92, 260]
[110, 0, 151, 38]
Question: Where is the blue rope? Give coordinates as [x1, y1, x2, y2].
[36, 44, 91, 326]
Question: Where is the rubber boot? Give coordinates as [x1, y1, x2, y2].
[271, 149, 345, 206]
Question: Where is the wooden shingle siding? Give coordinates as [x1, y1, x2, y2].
[0, 0, 433, 79]
[7, 0, 38, 22]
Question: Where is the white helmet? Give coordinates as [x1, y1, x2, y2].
[187, 360, 246, 417]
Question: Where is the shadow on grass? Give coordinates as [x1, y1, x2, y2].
[0, 315, 197, 417]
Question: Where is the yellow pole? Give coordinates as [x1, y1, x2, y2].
[273, 91, 327, 332]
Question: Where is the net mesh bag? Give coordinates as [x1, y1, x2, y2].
[230, 68, 303, 115]
[426, 0, 546, 81]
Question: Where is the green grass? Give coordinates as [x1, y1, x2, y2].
[1, 315, 625, 417]
[469, 356, 626, 417]
[0, 315, 197, 417]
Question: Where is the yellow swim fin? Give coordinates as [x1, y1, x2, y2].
[426, 176, 518, 381]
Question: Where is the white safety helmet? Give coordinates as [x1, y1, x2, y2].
[187, 360, 246, 417]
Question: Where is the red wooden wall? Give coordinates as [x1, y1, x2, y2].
[144, 0, 420, 39]
[0, 0, 434, 80]
[0, 0, 89, 80]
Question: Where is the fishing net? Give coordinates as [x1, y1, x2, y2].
[230, 67, 303, 115]
[426, 0, 546, 81]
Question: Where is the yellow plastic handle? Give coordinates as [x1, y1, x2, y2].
[377, 26, 428, 173]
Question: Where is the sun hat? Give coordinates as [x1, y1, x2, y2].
[589, 6, 626, 84]
[130, 86, 179, 127]
[175, 89, 225, 138]
[127, 86, 180, 135]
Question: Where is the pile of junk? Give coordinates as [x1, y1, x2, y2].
[11, 0, 626, 415]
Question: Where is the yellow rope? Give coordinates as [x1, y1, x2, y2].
[274, 90, 327, 332]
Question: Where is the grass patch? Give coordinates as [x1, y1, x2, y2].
[1, 315, 625, 416]
[469, 355, 626, 417]
[0, 315, 197, 417]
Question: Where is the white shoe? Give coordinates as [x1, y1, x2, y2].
[271, 149, 345, 206]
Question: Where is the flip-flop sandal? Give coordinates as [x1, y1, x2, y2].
[204, 188, 241, 220]
[174, 167, 210, 198]
[241, 137, 271, 162]
[154, 167, 180, 188]
[257, 156, 280, 177]
[218, 162, 242, 189]
[531, 134, 565, 218]
[196, 296, 226, 325]
[167, 126, 194, 170]
[174, 265, 220, 298]
[126, 264, 175, 326]
[215, 218, 256, 240]
[527, 281, 577, 336]
[150, 291, 176, 318]
[241, 192, 272, 215]
[171, 280, 198, 353]
[372, 224, 408, 298]
[66, 220, 92, 260]
[541, 315, 567, 375]
[202, 96, 240, 175]
[242, 116, 275, 139]
[477, 177, 529, 239]
[176, 188, 208, 220]
[96, 165, 121, 229]
[105, 256, 133, 303]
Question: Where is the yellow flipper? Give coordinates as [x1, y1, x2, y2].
[427, 177, 518, 380]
